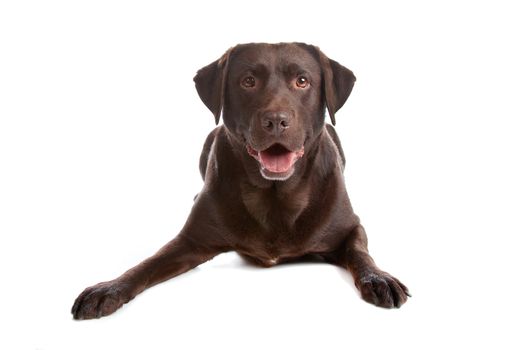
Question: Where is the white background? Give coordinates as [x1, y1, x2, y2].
[1, 1, 524, 349]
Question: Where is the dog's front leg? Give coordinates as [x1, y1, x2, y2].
[339, 224, 410, 308]
[72, 207, 229, 320]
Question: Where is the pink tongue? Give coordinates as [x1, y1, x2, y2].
[259, 151, 295, 173]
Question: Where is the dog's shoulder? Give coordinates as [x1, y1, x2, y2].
[324, 124, 346, 169]
[199, 126, 222, 180]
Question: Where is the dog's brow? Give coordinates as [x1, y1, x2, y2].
[286, 63, 309, 74]
[236, 60, 259, 69]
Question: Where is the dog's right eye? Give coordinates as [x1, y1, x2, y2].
[241, 76, 256, 88]
[296, 76, 310, 89]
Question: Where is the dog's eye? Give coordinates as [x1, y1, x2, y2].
[296, 76, 309, 88]
[241, 76, 256, 88]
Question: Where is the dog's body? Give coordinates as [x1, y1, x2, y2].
[72, 43, 409, 320]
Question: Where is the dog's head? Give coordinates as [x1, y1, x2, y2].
[194, 43, 355, 181]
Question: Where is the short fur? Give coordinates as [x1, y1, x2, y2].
[72, 42, 409, 320]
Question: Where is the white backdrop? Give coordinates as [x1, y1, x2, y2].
[1, 1, 524, 349]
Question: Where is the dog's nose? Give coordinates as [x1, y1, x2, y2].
[261, 111, 291, 135]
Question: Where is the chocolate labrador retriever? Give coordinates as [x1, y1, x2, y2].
[72, 42, 409, 320]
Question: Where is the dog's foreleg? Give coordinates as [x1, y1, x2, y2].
[72, 203, 228, 320]
[337, 224, 410, 308]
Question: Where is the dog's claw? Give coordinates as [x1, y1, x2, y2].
[72, 280, 132, 320]
[356, 271, 410, 308]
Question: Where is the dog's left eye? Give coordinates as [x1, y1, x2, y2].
[296, 76, 310, 88]
[241, 76, 256, 88]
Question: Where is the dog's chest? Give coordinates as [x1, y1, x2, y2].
[236, 183, 316, 264]
[240, 182, 309, 230]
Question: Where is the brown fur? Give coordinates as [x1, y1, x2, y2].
[72, 42, 409, 320]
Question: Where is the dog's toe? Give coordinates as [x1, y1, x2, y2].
[72, 281, 131, 320]
[356, 271, 410, 308]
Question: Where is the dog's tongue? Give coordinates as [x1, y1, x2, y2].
[259, 150, 295, 173]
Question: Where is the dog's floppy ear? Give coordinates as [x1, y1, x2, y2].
[193, 48, 232, 125]
[317, 48, 356, 125]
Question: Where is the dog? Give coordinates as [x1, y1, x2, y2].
[72, 42, 409, 320]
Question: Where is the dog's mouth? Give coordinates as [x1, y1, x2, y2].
[246, 143, 305, 180]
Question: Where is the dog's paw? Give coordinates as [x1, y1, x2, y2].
[71, 280, 133, 320]
[356, 271, 410, 308]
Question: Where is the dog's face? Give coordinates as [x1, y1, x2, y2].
[194, 43, 356, 181]
[225, 44, 323, 180]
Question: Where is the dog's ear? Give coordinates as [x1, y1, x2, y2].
[193, 48, 232, 125]
[317, 48, 356, 125]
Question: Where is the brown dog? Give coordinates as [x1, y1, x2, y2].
[72, 42, 409, 320]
